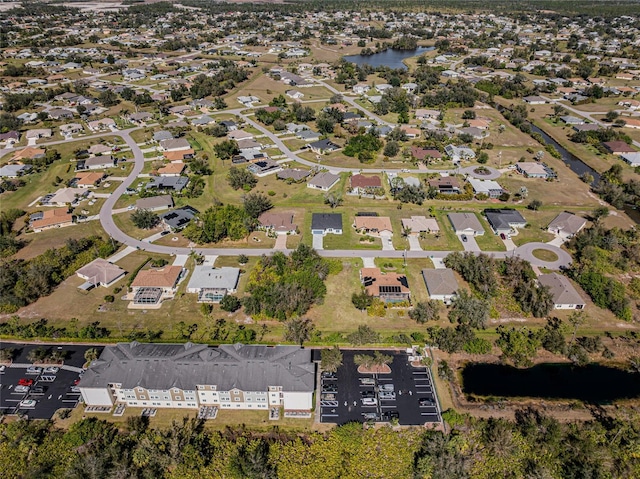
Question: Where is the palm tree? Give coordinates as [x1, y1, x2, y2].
[84, 348, 99, 363]
[321, 346, 343, 373]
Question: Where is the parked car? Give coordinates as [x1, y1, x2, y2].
[44, 366, 59, 374]
[322, 384, 337, 393]
[18, 378, 34, 386]
[19, 399, 36, 408]
[0, 365, 5, 373]
[359, 378, 375, 385]
[500, 233, 506, 240]
[360, 390, 376, 398]
[31, 385, 47, 395]
[26, 366, 42, 375]
[14, 385, 30, 393]
[461, 235, 468, 242]
[419, 397, 435, 406]
[362, 412, 378, 420]
[378, 384, 394, 392]
[379, 391, 396, 400]
[321, 371, 337, 379]
[361, 397, 377, 406]
[381, 410, 399, 421]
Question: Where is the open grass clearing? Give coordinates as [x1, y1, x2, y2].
[532, 248, 559, 262]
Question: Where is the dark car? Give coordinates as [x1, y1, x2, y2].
[381, 410, 399, 421]
[419, 397, 435, 407]
[461, 235, 468, 242]
[31, 385, 47, 395]
[322, 384, 337, 393]
[321, 371, 337, 379]
[500, 233, 506, 240]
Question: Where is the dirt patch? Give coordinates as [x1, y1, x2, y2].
[357, 364, 391, 374]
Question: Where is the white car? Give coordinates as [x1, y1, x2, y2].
[0, 365, 5, 373]
[379, 391, 396, 400]
[379, 384, 394, 392]
[361, 397, 377, 406]
[19, 399, 36, 408]
[26, 366, 42, 375]
[14, 385, 30, 393]
[44, 366, 59, 374]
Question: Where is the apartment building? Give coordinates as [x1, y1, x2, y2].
[79, 342, 315, 413]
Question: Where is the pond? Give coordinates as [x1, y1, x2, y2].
[462, 363, 640, 403]
[344, 46, 435, 70]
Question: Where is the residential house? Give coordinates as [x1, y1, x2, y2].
[428, 177, 462, 194]
[401, 216, 439, 235]
[0, 164, 32, 178]
[444, 144, 476, 161]
[484, 209, 527, 235]
[76, 155, 116, 171]
[159, 138, 191, 152]
[538, 273, 586, 310]
[88, 144, 112, 155]
[258, 211, 297, 235]
[74, 171, 105, 188]
[297, 129, 321, 142]
[349, 174, 382, 194]
[163, 149, 195, 161]
[78, 342, 315, 413]
[130, 266, 183, 305]
[87, 118, 116, 132]
[160, 206, 199, 231]
[136, 195, 174, 212]
[307, 171, 340, 191]
[153, 130, 174, 142]
[60, 123, 83, 136]
[128, 112, 153, 125]
[415, 109, 441, 120]
[227, 130, 254, 141]
[157, 162, 186, 177]
[400, 126, 421, 139]
[311, 213, 342, 235]
[516, 162, 551, 178]
[247, 158, 282, 177]
[468, 178, 504, 198]
[411, 146, 442, 161]
[286, 90, 304, 100]
[30, 208, 74, 232]
[48, 108, 74, 120]
[559, 115, 584, 125]
[523, 95, 547, 104]
[146, 176, 189, 192]
[360, 268, 410, 303]
[76, 258, 126, 289]
[0, 131, 19, 146]
[277, 168, 311, 182]
[12, 147, 45, 162]
[621, 152, 640, 167]
[46, 188, 88, 206]
[448, 212, 485, 236]
[186, 266, 240, 303]
[353, 216, 393, 236]
[309, 139, 340, 155]
[422, 268, 458, 304]
[25, 129, 52, 140]
[547, 212, 587, 239]
[602, 141, 636, 155]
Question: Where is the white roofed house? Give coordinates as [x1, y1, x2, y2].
[76, 258, 126, 290]
[78, 342, 315, 415]
[468, 178, 505, 198]
[186, 266, 241, 303]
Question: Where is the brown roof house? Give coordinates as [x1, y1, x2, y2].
[258, 211, 297, 235]
[30, 208, 74, 232]
[349, 174, 383, 195]
[428, 177, 461, 194]
[401, 216, 439, 235]
[129, 266, 183, 307]
[353, 216, 393, 236]
[602, 141, 636, 156]
[360, 268, 410, 304]
[76, 258, 126, 289]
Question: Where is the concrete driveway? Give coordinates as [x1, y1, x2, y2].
[502, 237, 517, 251]
[459, 234, 481, 252]
[274, 235, 287, 250]
[408, 236, 422, 251]
[380, 233, 395, 251]
[312, 233, 324, 250]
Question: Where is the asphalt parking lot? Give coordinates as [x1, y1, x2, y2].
[0, 343, 102, 419]
[319, 349, 441, 426]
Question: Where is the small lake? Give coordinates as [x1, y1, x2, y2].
[462, 363, 640, 403]
[344, 46, 435, 70]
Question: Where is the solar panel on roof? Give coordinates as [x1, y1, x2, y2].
[380, 285, 401, 293]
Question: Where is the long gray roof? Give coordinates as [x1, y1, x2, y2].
[79, 342, 315, 393]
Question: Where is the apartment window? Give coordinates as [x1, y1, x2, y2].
[175, 397, 182, 401]
[246, 397, 252, 401]
[234, 397, 240, 402]
[140, 395, 146, 400]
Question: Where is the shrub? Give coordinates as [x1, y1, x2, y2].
[103, 295, 115, 303]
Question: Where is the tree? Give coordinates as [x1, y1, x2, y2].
[354, 351, 392, 370]
[84, 348, 99, 363]
[437, 360, 454, 381]
[227, 167, 257, 191]
[213, 140, 239, 161]
[568, 310, 588, 345]
[351, 290, 373, 311]
[324, 192, 343, 209]
[383, 140, 400, 157]
[496, 325, 541, 368]
[220, 295, 241, 312]
[462, 110, 476, 120]
[477, 152, 489, 164]
[243, 192, 272, 218]
[347, 325, 380, 345]
[131, 209, 160, 229]
[409, 300, 440, 323]
[448, 289, 489, 329]
[591, 206, 609, 223]
[283, 318, 315, 346]
[321, 346, 343, 373]
[527, 199, 542, 211]
[605, 110, 619, 122]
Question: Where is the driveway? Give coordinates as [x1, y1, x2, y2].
[274, 235, 287, 250]
[408, 236, 422, 251]
[380, 233, 395, 251]
[502, 237, 517, 251]
[459, 234, 481, 252]
[172, 255, 189, 266]
[312, 234, 324, 250]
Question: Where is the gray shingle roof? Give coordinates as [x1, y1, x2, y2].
[422, 268, 459, 296]
[79, 343, 315, 392]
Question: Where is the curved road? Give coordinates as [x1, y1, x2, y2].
[1, 108, 571, 269]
